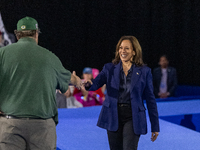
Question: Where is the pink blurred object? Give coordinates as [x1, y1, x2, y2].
[74, 91, 103, 107]
[92, 68, 99, 79]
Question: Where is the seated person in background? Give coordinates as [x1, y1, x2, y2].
[56, 89, 66, 108]
[73, 67, 103, 107]
[0, 31, 10, 48]
[65, 86, 83, 108]
[56, 86, 83, 108]
[92, 68, 105, 100]
[153, 55, 177, 98]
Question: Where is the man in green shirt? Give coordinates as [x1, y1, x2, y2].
[0, 17, 82, 150]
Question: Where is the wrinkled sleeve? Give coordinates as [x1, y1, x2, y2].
[88, 65, 107, 91]
[144, 68, 160, 132]
[55, 58, 71, 94]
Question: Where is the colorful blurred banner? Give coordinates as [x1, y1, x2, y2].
[0, 12, 12, 45]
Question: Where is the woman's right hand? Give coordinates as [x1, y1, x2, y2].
[83, 79, 93, 87]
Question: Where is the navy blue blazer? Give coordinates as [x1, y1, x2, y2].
[89, 62, 160, 135]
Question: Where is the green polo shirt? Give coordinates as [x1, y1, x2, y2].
[0, 37, 71, 124]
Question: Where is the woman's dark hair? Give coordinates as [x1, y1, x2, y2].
[112, 36, 144, 66]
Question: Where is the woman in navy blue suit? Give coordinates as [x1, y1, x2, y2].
[86, 36, 159, 150]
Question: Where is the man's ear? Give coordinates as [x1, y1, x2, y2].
[35, 32, 39, 44]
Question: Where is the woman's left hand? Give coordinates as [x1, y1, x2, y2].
[151, 132, 159, 142]
[83, 80, 93, 87]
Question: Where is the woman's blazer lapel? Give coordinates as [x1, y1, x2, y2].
[113, 62, 121, 90]
[130, 65, 142, 92]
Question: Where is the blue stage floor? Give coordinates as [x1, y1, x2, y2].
[56, 99, 200, 150]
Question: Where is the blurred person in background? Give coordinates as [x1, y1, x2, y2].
[0, 31, 15, 47]
[56, 89, 67, 108]
[65, 86, 83, 108]
[0, 31, 9, 47]
[153, 55, 177, 98]
[0, 12, 13, 46]
[56, 86, 83, 108]
[92, 68, 105, 100]
[92, 68, 99, 79]
[85, 36, 159, 150]
[73, 67, 103, 107]
[0, 16, 82, 150]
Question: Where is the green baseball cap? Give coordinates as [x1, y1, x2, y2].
[17, 16, 39, 31]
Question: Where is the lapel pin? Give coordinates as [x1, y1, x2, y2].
[136, 72, 139, 75]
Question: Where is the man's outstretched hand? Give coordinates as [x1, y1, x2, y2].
[70, 71, 93, 90]
[70, 71, 82, 90]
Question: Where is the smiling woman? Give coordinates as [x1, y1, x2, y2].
[86, 35, 160, 150]
[119, 40, 135, 63]
[112, 36, 144, 66]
